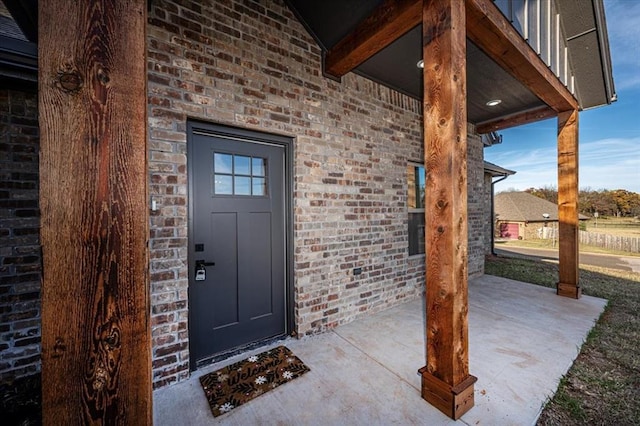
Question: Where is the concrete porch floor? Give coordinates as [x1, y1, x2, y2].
[153, 275, 607, 425]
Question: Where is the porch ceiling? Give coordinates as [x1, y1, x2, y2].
[3, 0, 612, 127]
[286, 0, 546, 125]
[285, 0, 611, 130]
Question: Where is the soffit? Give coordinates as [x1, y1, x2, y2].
[555, 0, 616, 108]
[287, 0, 613, 125]
[2, 0, 613, 117]
[287, 0, 547, 125]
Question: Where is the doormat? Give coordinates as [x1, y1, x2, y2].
[199, 345, 310, 417]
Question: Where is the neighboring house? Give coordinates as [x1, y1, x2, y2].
[495, 191, 588, 240]
[484, 161, 516, 252]
[0, 0, 615, 421]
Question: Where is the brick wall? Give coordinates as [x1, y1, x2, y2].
[147, 0, 487, 388]
[484, 173, 494, 254]
[0, 89, 41, 383]
[467, 127, 484, 277]
[524, 221, 553, 240]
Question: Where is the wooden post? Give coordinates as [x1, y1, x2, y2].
[557, 109, 581, 298]
[39, 1, 151, 424]
[419, 0, 476, 419]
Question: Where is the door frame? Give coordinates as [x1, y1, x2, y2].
[186, 120, 294, 369]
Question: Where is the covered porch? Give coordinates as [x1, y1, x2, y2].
[0, 0, 616, 422]
[154, 274, 606, 425]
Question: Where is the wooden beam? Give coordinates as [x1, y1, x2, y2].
[39, 0, 151, 423]
[557, 109, 581, 298]
[476, 106, 557, 134]
[324, 0, 421, 78]
[465, 0, 578, 113]
[420, 0, 476, 420]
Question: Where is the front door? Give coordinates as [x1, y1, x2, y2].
[188, 124, 288, 365]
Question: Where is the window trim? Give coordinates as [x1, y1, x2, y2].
[408, 161, 426, 257]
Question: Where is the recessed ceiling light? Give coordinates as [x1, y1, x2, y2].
[486, 99, 502, 107]
[417, 60, 424, 69]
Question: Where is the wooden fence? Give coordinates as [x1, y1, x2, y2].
[579, 231, 640, 253]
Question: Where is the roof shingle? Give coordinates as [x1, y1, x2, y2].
[495, 192, 588, 222]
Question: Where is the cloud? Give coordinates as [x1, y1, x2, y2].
[489, 137, 640, 193]
[612, 69, 640, 92]
[579, 137, 640, 191]
[605, 1, 640, 54]
[489, 146, 558, 191]
[606, 0, 640, 91]
[487, 3, 640, 193]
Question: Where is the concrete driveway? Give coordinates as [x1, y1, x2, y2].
[495, 245, 640, 273]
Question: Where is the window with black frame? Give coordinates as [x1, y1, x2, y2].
[407, 163, 426, 256]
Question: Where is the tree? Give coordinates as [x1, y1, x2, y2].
[525, 185, 557, 204]
[516, 187, 640, 217]
[609, 189, 640, 217]
[580, 188, 616, 216]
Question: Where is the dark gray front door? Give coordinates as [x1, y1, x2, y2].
[189, 127, 287, 364]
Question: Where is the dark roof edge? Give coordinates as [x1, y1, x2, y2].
[483, 161, 516, 177]
[281, 0, 328, 51]
[0, 34, 37, 87]
[593, 0, 617, 104]
[2, 0, 37, 43]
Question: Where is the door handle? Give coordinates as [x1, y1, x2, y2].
[196, 259, 215, 267]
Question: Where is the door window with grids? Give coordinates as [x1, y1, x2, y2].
[213, 153, 267, 196]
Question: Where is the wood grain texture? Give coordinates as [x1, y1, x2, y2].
[422, 0, 471, 391]
[465, 0, 578, 112]
[476, 105, 557, 134]
[324, 0, 421, 78]
[39, 0, 150, 424]
[557, 109, 581, 298]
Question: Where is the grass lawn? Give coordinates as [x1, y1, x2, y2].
[485, 254, 640, 425]
[583, 217, 640, 237]
[497, 238, 640, 258]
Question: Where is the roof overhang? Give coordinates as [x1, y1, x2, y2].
[556, 0, 616, 108]
[484, 161, 516, 177]
[1, 0, 616, 126]
[2, 0, 37, 43]
[286, 0, 615, 131]
[0, 0, 37, 89]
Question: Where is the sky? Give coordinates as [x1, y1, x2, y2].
[485, 0, 640, 194]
